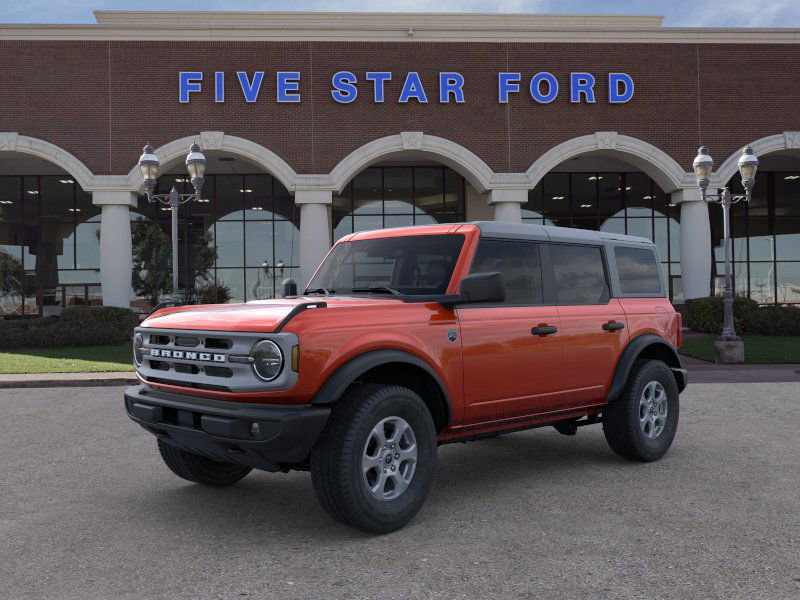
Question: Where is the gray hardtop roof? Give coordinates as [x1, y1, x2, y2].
[468, 221, 652, 245]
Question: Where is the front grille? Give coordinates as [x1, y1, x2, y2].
[135, 326, 297, 393]
[205, 337, 233, 349]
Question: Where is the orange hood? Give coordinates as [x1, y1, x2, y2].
[140, 296, 401, 333]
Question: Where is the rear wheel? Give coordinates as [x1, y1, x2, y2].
[602, 359, 679, 462]
[157, 439, 252, 486]
[311, 384, 438, 534]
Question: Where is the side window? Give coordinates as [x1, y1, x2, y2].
[615, 246, 662, 294]
[550, 244, 609, 304]
[469, 240, 543, 304]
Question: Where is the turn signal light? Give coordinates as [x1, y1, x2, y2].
[292, 345, 300, 372]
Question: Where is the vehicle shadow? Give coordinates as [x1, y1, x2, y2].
[128, 428, 640, 540]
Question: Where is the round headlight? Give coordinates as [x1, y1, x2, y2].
[251, 340, 283, 382]
[133, 333, 144, 367]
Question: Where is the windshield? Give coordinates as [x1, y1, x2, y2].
[307, 234, 465, 296]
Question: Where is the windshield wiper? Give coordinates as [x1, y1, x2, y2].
[304, 287, 335, 296]
[351, 286, 401, 296]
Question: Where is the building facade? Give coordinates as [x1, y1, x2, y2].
[1, 11, 799, 315]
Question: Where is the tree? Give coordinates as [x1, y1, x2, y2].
[131, 218, 218, 306]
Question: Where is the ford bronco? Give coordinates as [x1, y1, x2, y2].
[125, 221, 686, 533]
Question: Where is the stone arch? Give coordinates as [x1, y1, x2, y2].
[328, 132, 496, 194]
[123, 131, 298, 192]
[713, 131, 800, 186]
[0, 132, 95, 190]
[526, 132, 691, 193]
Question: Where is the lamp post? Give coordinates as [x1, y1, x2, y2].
[138, 142, 206, 303]
[692, 144, 759, 361]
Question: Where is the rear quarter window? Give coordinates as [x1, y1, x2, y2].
[615, 246, 662, 294]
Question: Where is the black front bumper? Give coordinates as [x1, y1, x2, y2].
[124, 385, 330, 472]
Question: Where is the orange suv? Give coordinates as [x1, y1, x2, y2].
[125, 222, 686, 533]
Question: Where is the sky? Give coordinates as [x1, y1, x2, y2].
[1, 0, 799, 27]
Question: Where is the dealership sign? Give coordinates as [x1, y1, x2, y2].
[178, 71, 634, 104]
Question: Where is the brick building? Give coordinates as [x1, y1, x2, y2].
[1, 11, 799, 314]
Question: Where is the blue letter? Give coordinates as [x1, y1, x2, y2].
[277, 71, 301, 103]
[366, 72, 392, 102]
[399, 72, 428, 103]
[498, 72, 520, 103]
[570, 72, 596, 103]
[179, 71, 202, 103]
[608, 73, 634, 103]
[237, 71, 264, 103]
[530, 72, 558, 104]
[439, 72, 465, 103]
[331, 71, 358, 104]
[214, 71, 224, 103]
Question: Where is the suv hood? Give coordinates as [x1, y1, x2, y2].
[141, 296, 402, 333]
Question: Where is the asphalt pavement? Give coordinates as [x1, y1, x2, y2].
[1, 383, 798, 600]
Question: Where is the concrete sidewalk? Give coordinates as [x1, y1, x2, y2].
[1, 361, 798, 389]
[0, 371, 138, 389]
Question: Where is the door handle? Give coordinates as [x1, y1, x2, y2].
[532, 325, 558, 336]
[602, 321, 625, 331]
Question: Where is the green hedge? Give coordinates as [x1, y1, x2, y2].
[685, 296, 800, 336]
[0, 306, 136, 349]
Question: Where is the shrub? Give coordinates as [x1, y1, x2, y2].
[685, 296, 800, 336]
[0, 306, 136, 349]
[196, 282, 232, 304]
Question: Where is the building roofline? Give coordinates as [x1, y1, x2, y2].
[1, 11, 799, 43]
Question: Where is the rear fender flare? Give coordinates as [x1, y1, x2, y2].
[606, 334, 687, 402]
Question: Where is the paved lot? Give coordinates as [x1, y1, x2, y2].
[1, 384, 798, 600]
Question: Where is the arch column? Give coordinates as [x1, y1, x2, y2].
[673, 188, 711, 300]
[93, 191, 137, 308]
[296, 189, 332, 288]
[487, 188, 528, 222]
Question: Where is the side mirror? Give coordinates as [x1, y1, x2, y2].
[439, 272, 505, 308]
[282, 278, 298, 297]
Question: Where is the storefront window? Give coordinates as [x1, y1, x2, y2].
[130, 173, 298, 311]
[715, 171, 800, 305]
[333, 166, 466, 241]
[524, 171, 680, 301]
[0, 175, 101, 317]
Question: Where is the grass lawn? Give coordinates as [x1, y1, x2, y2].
[679, 335, 800, 364]
[0, 344, 133, 374]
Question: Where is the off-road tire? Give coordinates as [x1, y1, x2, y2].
[310, 384, 438, 534]
[157, 439, 252, 486]
[602, 359, 679, 462]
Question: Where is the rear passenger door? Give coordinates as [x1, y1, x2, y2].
[458, 239, 563, 425]
[547, 243, 629, 406]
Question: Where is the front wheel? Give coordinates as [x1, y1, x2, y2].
[310, 384, 438, 534]
[602, 359, 680, 462]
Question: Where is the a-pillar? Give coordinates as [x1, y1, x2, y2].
[93, 191, 137, 308]
[674, 188, 712, 300]
[296, 189, 333, 288]
[487, 188, 528, 222]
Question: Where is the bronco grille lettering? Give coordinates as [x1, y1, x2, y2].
[149, 348, 226, 362]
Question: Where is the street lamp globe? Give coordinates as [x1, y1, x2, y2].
[737, 145, 759, 192]
[692, 146, 714, 196]
[138, 144, 160, 195]
[185, 142, 207, 194]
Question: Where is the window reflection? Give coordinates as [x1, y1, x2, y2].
[130, 173, 299, 312]
[334, 166, 466, 238]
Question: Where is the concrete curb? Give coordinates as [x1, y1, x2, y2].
[0, 373, 138, 389]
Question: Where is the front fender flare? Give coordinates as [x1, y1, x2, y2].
[310, 349, 452, 424]
[606, 334, 687, 402]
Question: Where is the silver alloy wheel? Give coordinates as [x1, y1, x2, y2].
[639, 380, 668, 439]
[362, 416, 418, 501]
